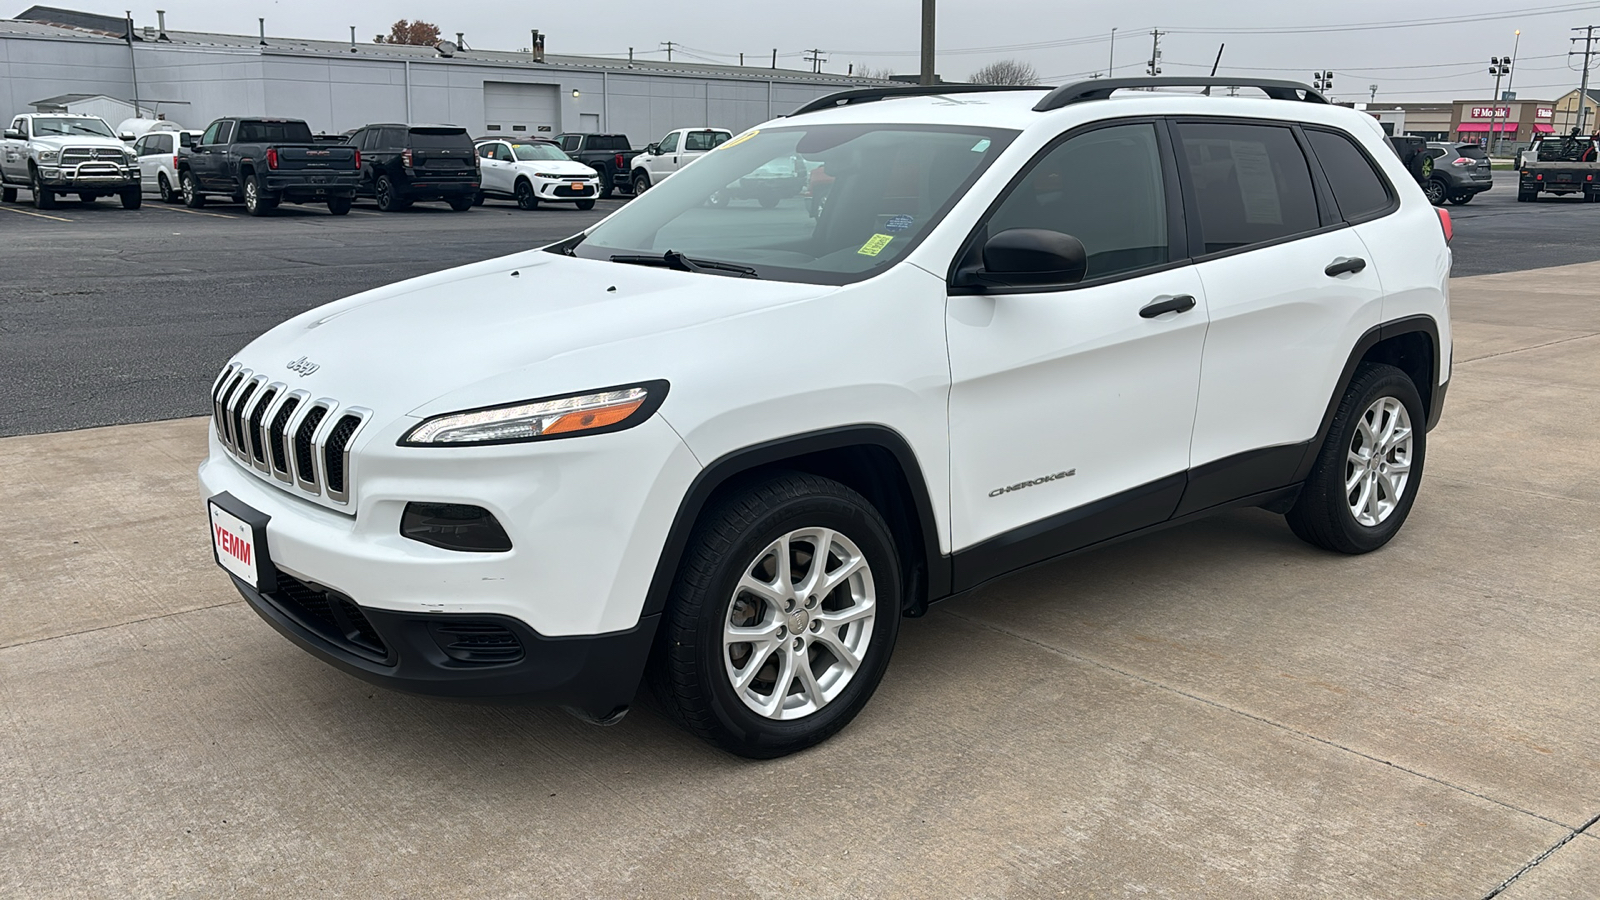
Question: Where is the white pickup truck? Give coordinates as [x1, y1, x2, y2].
[1, 113, 141, 210]
[629, 127, 732, 195]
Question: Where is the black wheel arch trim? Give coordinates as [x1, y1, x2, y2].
[1295, 314, 1444, 483]
[641, 425, 948, 620]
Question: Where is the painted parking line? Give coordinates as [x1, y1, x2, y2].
[0, 205, 72, 222]
[146, 204, 240, 220]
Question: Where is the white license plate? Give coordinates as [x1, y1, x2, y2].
[210, 501, 260, 588]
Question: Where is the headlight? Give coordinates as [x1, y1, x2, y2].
[401, 381, 667, 446]
[37, 150, 58, 163]
[533, 172, 564, 179]
[123, 149, 136, 162]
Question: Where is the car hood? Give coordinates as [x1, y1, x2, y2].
[233, 249, 834, 420]
[513, 159, 597, 177]
[29, 134, 127, 151]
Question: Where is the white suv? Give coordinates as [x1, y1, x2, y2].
[200, 79, 1452, 758]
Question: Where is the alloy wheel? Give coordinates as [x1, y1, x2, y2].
[722, 527, 876, 721]
[1345, 396, 1413, 527]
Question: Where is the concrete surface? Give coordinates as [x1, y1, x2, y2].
[2, 261, 1599, 898]
[6, 172, 1600, 438]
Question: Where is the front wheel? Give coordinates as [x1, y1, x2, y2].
[446, 194, 475, 212]
[181, 171, 205, 208]
[653, 472, 902, 758]
[1286, 363, 1426, 554]
[632, 172, 651, 196]
[514, 179, 539, 210]
[120, 188, 141, 210]
[1423, 178, 1448, 206]
[32, 169, 56, 210]
[575, 198, 596, 211]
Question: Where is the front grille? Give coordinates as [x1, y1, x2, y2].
[210, 362, 371, 506]
[269, 568, 390, 662]
[427, 621, 525, 665]
[552, 184, 594, 197]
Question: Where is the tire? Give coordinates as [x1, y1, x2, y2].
[596, 168, 614, 199]
[515, 178, 539, 210]
[181, 171, 205, 207]
[120, 188, 141, 210]
[1423, 178, 1448, 206]
[709, 190, 730, 208]
[242, 174, 271, 216]
[653, 472, 902, 758]
[446, 194, 475, 212]
[1, 186, 14, 203]
[472, 191, 484, 206]
[575, 199, 596, 211]
[31, 169, 56, 210]
[375, 174, 403, 212]
[158, 173, 177, 203]
[1448, 193, 1473, 206]
[327, 196, 352, 216]
[1286, 363, 1426, 555]
[632, 172, 651, 196]
[758, 194, 781, 209]
[1517, 189, 1536, 203]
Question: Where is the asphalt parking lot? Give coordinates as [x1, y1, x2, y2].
[3, 181, 1600, 897]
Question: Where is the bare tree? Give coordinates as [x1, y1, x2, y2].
[855, 65, 897, 81]
[969, 59, 1039, 85]
[375, 19, 442, 45]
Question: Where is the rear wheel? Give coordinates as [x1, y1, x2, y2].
[653, 472, 901, 758]
[375, 175, 403, 212]
[158, 173, 177, 203]
[515, 178, 539, 210]
[120, 188, 141, 210]
[632, 171, 651, 195]
[327, 196, 352, 216]
[242, 175, 274, 216]
[31, 169, 56, 210]
[181, 171, 205, 207]
[1423, 178, 1448, 206]
[1516, 189, 1536, 202]
[1286, 363, 1426, 555]
[1448, 193, 1473, 205]
[758, 194, 781, 209]
[596, 168, 614, 199]
[446, 194, 475, 212]
[472, 191, 484, 206]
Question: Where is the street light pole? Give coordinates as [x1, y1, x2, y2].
[1502, 29, 1522, 155]
[920, 0, 935, 85]
[1487, 56, 1510, 154]
[1108, 27, 1117, 77]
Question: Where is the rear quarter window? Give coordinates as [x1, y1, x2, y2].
[1305, 129, 1395, 222]
[1456, 145, 1488, 160]
[1174, 121, 1321, 254]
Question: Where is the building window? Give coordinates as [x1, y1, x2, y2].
[486, 124, 502, 131]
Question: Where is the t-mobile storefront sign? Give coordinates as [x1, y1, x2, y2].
[1471, 106, 1512, 119]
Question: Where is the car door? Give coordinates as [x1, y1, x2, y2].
[946, 120, 1208, 577]
[650, 131, 681, 180]
[1176, 119, 1383, 511]
[193, 120, 231, 190]
[2, 117, 27, 181]
[679, 130, 726, 170]
[135, 134, 162, 192]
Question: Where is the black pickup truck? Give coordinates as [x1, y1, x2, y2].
[1517, 131, 1600, 202]
[179, 117, 361, 215]
[553, 133, 639, 198]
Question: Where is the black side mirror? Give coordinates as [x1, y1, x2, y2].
[180, 134, 196, 148]
[647, 143, 660, 155]
[975, 228, 1088, 286]
[3, 130, 21, 140]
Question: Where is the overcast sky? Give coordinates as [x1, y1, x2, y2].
[49, 0, 1600, 103]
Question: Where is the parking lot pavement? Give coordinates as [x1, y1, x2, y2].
[1447, 171, 1600, 277]
[2, 262, 1598, 897]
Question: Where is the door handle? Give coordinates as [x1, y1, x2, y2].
[1140, 295, 1197, 319]
[1325, 257, 1368, 277]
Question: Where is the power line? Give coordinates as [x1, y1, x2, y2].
[803, 48, 828, 74]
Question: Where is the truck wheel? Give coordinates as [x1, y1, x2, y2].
[652, 472, 901, 758]
[31, 169, 56, 210]
[632, 172, 651, 195]
[575, 199, 596, 211]
[327, 196, 352, 216]
[181, 172, 206, 208]
[243, 175, 273, 216]
[158, 173, 177, 203]
[1516, 189, 1537, 203]
[1, 186, 14, 203]
[446, 194, 475, 212]
[375, 174, 403, 212]
[514, 178, 539, 210]
[120, 188, 141, 210]
[595, 167, 614, 199]
[1423, 178, 1448, 206]
[1286, 363, 1426, 555]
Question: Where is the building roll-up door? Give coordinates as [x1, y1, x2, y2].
[483, 82, 559, 138]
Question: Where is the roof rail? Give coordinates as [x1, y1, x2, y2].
[791, 84, 1044, 117]
[1034, 77, 1327, 112]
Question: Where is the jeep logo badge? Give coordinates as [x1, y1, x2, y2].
[286, 356, 320, 377]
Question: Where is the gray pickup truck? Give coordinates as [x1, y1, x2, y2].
[1, 113, 141, 210]
[1517, 131, 1600, 202]
[179, 117, 361, 215]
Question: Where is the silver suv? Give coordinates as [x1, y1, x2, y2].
[1422, 141, 1493, 206]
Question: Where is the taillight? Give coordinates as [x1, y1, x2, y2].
[1436, 207, 1453, 244]
[265, 148, 279, 169]
[615, 152, 625, 169]
[353, 149, 361, 169]
[171, 155, 178, 169]
[402, 148, 413, 168]
[1450, 157, 1476, 167]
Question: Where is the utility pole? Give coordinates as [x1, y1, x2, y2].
[1503, 30, 1522, 153]
[1146, 29, 1163, 77]
[804, 48, 827, 74]
[1369, 84, 1378, 103]
[920, 0, 936, 85]
[661, 41, 675, 62]
[1108, 27, 1117, 77]
[124, 11, 142, 118]
[1488, 55, 1511, 154]
[1572, 25, 1598, 134]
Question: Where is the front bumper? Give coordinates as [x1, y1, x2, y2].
[533, 178, 599, 201]
[38, 164, 137, 189]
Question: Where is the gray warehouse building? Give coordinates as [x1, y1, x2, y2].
[0, 6, 881, 142]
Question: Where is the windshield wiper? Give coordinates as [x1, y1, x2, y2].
[609, 250, 760, 278]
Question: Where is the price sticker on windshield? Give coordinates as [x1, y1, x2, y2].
[857, 234, 894, 257]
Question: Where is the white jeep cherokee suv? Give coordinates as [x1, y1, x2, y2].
[200, 79, 1452, 758]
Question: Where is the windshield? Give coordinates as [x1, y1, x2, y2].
[572, 124, 1016, 285]
[31, 117, 115, 138]
[513, 143, 570, 161]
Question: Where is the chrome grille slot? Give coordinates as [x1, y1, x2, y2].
[293, 404, 330, 493]
[210, 364, 369, 508]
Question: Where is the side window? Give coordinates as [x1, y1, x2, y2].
[1305, 129, 1394, 222]
[154, 134, 173, 154]
[1426, 148, 1447, 160]
[657, 132, 679, 154]
[984, 122, 1169, 281]
[214, 121, 234, 144]
[11, 117, 26, 136]
[132, 136, 148, 155]
[201, 121, 223, 145]
[477, 143, 496, 160]
[560, 135, 580, 152]
[685, 131, 719, 151]
[1173, 122, 1321, 254]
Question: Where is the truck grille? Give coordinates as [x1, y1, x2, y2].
[59, 147, 118, 164]
[211, 362, 372, 507]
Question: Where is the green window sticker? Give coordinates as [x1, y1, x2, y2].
[971, 138, 992, 152]
[858, 234, 895, 256]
